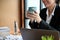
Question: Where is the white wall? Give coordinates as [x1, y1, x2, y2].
[0, 0, 19, 34]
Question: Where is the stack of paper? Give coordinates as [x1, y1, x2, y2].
[0, 27, 10, 37]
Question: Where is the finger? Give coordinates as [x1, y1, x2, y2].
[27, 14, 36, 19]
[33, 13, 39, 17]
[34, 11, 39, 15]
[27, 11, 32, 14]
[34, 11, 37, 13]
[31, 15, 37, 18]
[27, 13, 34, 18]
[27, 11, 38, 19]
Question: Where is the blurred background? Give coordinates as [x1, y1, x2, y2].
[0, 0, 20, 34]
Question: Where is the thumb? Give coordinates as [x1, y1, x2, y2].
[34, 11, 37, 14]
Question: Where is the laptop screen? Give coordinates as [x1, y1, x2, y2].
[20, 29, 59, 40]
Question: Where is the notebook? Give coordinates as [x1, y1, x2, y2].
[20, 29, 59, 40]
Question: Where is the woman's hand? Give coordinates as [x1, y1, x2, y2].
[26, 11, 35, 23]
[26, 11, 42, 23]
[32, 12, 42, 23]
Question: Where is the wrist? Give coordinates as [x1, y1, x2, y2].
[37, 19, 42, 23]
[30, 19, 34, 23]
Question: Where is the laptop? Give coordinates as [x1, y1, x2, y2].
[20, 29, 59, 40]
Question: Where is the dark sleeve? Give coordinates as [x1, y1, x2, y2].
[29, 21, 39, 29]
[29, 20, 57, 30]
[38, 20, 57, 30]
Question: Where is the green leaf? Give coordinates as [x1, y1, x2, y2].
[41, 36, 47, 40]
[47, 35, 54, 40]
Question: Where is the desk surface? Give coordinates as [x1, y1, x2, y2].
[6, 34, 60, 40]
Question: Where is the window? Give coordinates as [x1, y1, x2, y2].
[25, 0, 40, 29]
